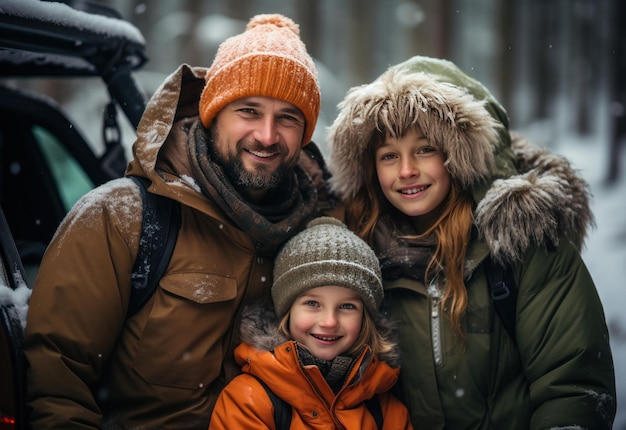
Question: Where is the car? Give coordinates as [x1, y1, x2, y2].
[0, 1, 148, 428]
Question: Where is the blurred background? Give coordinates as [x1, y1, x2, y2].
[36, 0, 626, 183]
[11, 0, 626, 427]
[104, 0, 626, 426]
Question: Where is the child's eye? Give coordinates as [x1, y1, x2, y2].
[304, 300, 319, 307]
[339, 303, 357, 310]
[379, 153, 396, 161]
[418, 146, 437, 155]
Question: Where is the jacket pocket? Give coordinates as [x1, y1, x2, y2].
[133, 272, 238, 389]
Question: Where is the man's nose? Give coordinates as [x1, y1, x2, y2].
[254, 117, 279, 147]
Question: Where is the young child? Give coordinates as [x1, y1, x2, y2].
[327, 55, 616, 429]
[209, 217, 413, 429]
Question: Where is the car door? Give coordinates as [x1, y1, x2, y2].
[0, 2, 148, 427]
[0, 86, 115, 279]
[0, 207, 28, 430]
[0, 85, 122, 430]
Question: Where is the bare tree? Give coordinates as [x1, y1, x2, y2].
[607, 0, 625, 184]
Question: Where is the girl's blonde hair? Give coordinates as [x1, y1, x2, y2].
[278, 306, 395, 357]
[344, 128, 474, 338]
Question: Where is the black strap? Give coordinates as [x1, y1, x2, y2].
[128, 176, 181, 318]
[485, 257, 518, 344]
[364, 395, 383, 429]
[252, 374, 383, 429]
[253, 375, 292, 429]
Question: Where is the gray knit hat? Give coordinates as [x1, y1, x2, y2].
[272, 217, 384, 318]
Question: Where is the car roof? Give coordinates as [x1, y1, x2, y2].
[0, 0, 148, 127]
[0, 0, 147, 77]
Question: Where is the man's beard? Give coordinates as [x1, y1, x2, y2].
[208, 126, 298, 194]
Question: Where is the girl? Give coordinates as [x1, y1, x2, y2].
[327, 55, 616, 429]
[209, 217, 413, 429]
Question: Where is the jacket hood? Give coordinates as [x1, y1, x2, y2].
[239, 299, 402, 367]
[125, 64, 207, 195]
[327, 55, 593, 264]
[476, 133, 594, 264]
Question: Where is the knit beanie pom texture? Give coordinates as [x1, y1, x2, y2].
[247, 14, 298, 33]
[272, 217, 384, 318]
[199, 13, 321, 146]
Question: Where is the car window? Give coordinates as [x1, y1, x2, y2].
[33, 126, 94, 212]
[0, 85, 115, 276]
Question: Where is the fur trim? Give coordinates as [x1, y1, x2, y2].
[327, 67, 502, 199]
[475, 134, 595, 264]
[239, 299, 289, 352]
[239, 300, 402, 367]
[327, 57, 594, 265]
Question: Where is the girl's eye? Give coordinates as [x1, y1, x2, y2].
[379, 153, 396, 161]
[304, 300, 319, 307]
[418, 146, 437, 155]
[339, 303, 357, 310]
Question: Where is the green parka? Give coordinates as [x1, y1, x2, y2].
[327, 56, 616, 429]
[24, 64, 336, 429]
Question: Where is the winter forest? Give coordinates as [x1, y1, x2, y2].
[18, 0, 626, 427]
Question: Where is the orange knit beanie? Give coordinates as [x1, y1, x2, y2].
[199, 14, 321, 146]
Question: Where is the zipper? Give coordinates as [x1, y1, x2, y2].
[294, 346, 334, 417]
[428, 283, 443, 366]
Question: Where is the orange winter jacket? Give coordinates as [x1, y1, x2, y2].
[209, 303, 414, 430]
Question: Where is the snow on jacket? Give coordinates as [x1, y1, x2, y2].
[209, 301, 414, 430]
[24, 64, 338, 429]
[327, 55, 616, 429]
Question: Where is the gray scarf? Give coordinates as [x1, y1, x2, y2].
[297, 345, 358, 394]
[372, 213, 437, 283]
[187, 121, 318, 249]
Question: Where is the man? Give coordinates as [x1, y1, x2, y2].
[24, 14, 337, 429]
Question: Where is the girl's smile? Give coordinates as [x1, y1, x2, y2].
[288, 285, 364, 361]
[375, 126, 451, 219]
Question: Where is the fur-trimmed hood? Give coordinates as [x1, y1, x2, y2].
[327, 55, 594, 264]
[239, 299, 402, 367]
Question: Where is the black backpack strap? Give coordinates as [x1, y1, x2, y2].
[127, 176, 181, 318]
[485, 256, 518, 344]
[251, 374, 383, 429]
[364, 395, 383, 430]
[251, 375, 292, 429]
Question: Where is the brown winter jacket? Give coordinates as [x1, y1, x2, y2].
[209, 302, 414, 430]
[24, 64, 338, 429]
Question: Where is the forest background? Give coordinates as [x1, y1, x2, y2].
[27, 0, 626, 427]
